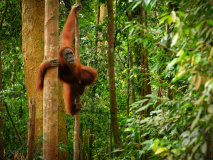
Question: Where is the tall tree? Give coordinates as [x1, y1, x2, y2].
[43, 0, 59, 159]
[0, 1, 8, 159]
[106, 0, 122, 156]
[74, 0, 81, 160]
[58, 83, 69, 159]
[22, 0, 45, 148]
[97, 2, 107, 53]
[23, 1, 68, 158]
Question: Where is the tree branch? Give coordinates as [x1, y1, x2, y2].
[4, 101, 23, 145]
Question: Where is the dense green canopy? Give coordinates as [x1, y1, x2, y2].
[0, 0, 213, 159]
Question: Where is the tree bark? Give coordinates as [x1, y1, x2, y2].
[127, 6, 136, 112]
[58, 83, 69, 159]
[106, 0, 123, 156]
[74, 1, 81, 160]
[43, 0, 59, 159]
[88, 134, 94, 160]
[0, 40, 3, 160]
[95, 2, 100, 54]
[130, 46, 136, 104]
[127, 45, 130, 117]
[22, 0, 45, 148]
[97, 3, 107, 53]
[144, 11, 151, 97]
[27, 97, 36, 160]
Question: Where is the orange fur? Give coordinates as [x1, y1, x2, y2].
[36, 5, 98, 115]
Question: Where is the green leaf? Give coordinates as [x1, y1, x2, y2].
[171, 11, 176, 23]
[171, 33, 179, 46]
[192, 141, 202, 154]
[167, 58, 179, 70]
[132, 1, 141, 10]
[195, 21, 204, 30]
[159, 15, 170, 26]
[177, 49, 184, 57]
[190, 108, 202, 130]
[153, 139, 159, 152]
[142, 38, 149, 47]
[176, 11, 185, 17]
[144, 0, 151, 7]
[182, 138, 190, 146]
[155, 147, 167, 154]
[180, 131, 190, 138]
[208, 105, 213, 114]
[201, 141, 207, 154]
[125, 127, 134, 132]
[135, 103, 153, 113]
[206, 20, 213, 26]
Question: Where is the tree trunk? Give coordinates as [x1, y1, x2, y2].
[43, 0, 59, 159]
[106, 0, 123, 156]
[0, 40, 3, 160]
[144, 11, 151, 97]
[22, 0, 45, 148]
[74, 0, 81, 160]
[129, 46, 136, 104]
[127, 45, 130, 117]
[109, 123, 112, 158]
[97, 3, 107, 53]
[88, 134, 93, 160]
[127, 6, 136, 111]
[58, 83, 69, 159]
[95, 1, 100, 54]
[140, 5, 145, 100]
[27, 97, 36, 160]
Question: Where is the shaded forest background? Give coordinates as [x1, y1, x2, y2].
[0, 0, 213, 159]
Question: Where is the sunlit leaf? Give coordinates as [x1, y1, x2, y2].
[208, 47, 213, 61]
[155, 147, 167, 154]
[144, 0, 151, 7]
[171, 11, 176, 23]
[194, 76, 201, 91]
[153, 139, 159, 152]
[201, 141, 207, 154]
[158, 15, 170, 26]
[132, 1, 141, 10]
[180, 131, 190, 138]
[190, 108, 202, 130]
[176, 11, 185, 17]
[191, 54, 195, 66]
[167, 58, 179, 70]
[177, 49, 184, 57]
[171, 33, 179, 46]
[205, 28, 213, 40]
[194, 95, 205, 105]
[159, 12, 169, 18]
[182, 138, 190, 146]
[135, 103, 153, 113]
[208, 105, 213, 114]
[124, 127, 134, 132]
[189, 28, 196, 37]
[192, 141, 202, 154]
[195, 21, 204, 30]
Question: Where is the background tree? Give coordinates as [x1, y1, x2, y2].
[22, 0, 44, 152]
[106, 0, 123, 156]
